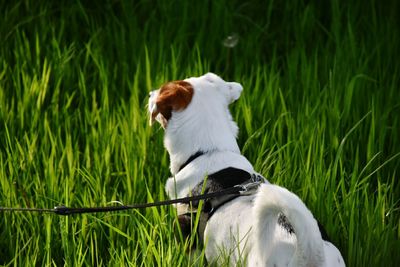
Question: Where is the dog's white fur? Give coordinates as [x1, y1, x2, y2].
[149, 73, 345, 266]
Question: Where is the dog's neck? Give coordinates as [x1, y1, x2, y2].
[164, 109, 241, 175]
[177, 151, 205, 172]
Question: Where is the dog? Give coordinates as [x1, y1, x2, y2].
[148, 73, 345, 266]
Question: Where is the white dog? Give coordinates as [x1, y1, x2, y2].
[148, 73, 345, 267]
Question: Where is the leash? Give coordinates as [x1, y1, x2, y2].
[0, 181, 261, 216]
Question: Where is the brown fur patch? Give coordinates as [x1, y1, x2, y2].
[152, 80, 194, 124]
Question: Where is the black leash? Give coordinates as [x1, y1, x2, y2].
[0, 183, 258, 216]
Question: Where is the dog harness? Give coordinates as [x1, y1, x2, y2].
[178, 166, 265, 243]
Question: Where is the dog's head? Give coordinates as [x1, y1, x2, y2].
[148, 73, 243, 173]
[149, 73, 242, 128]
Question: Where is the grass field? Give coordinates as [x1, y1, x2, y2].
[0, 0, 399, 266]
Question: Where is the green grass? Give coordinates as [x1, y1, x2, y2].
[0, 0, 399, 266]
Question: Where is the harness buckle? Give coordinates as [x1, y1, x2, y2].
[236, 173, 265, 195]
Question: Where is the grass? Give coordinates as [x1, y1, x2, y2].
[0, 0, 399, 266]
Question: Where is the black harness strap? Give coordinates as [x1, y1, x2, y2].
[180, 167, 264, 243]
[190, 167, 254, 216]
[178, 151, 205, 172]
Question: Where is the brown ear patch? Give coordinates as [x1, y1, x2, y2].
[152, 80, 194, 123]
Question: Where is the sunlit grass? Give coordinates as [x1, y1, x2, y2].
[1, 0, 399, 266]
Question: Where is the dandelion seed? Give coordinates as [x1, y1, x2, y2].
[223, 33, 239, 48]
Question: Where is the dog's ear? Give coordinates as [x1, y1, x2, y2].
[151, 80, 194, 128]
[227, 82, 243, 104]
